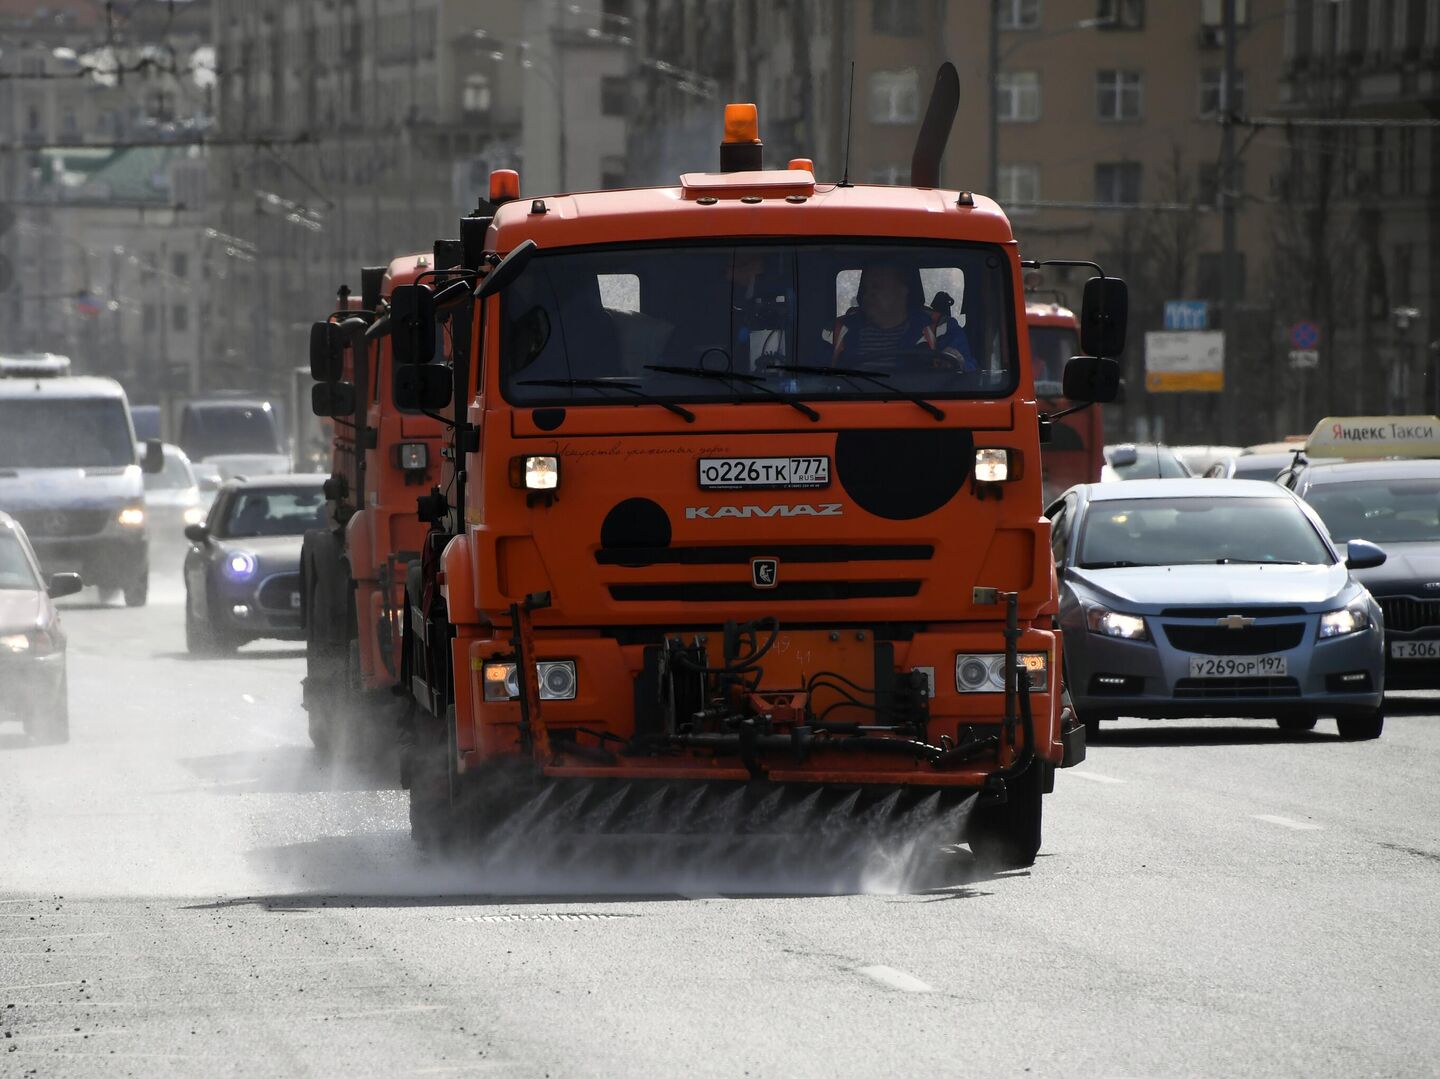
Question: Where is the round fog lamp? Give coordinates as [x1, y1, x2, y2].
[538, 660, 577, 700]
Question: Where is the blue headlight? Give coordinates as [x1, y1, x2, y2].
[225, 551, 257, 580]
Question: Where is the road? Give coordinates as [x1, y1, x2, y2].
[3, 569, 1440, 1077]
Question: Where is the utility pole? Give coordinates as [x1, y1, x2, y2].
[987, 0, 1000, 196]
[1219, 0, 1238, 442]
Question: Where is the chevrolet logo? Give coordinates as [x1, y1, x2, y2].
[1216, 614, 1256, 630]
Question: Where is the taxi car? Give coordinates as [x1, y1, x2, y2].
[1049, 479, 1386, 739]
[0, 511, 82, 743]
[182, 475, 325, 654]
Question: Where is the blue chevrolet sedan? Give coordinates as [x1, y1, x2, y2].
[1048, 479, 1387, 740]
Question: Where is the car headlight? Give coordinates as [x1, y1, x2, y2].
[954, 652, 1048, 693]
[1086, 606, 1149, 640]
[482, 659, 577, 701]
[0, 632, 30, 654]
[224, 551, 257, 580]
[183, 506, 207, 525]
[1319, 604, 1370, 639]
[117, 504, 146, 527]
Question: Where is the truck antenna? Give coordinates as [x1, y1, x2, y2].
[839, 61, 855, 188]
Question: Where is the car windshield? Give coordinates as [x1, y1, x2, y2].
[0, 398, 134, 469]
[1107, 445, 1190, 479]
[181, 405, 281, 458]
[144, 451, 195, 491]
[501, 241, 1016, 405]
[1306, 478, 1440, 543]
[1028, 324, 1078, 389]
[1233, 460, 1284, 481]
[1078, 496, 1332, 567]
[218, 488, 326, 538]
[0, 529, 41, 590]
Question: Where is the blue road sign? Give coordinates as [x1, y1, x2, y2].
[1164, 300, 1209, 331]
[1290, 321, 1320, 349]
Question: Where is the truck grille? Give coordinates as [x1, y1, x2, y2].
[11, 508, 111, 537]
[1173, 677, 1301, 699]
[1162, 623, 1306, 655]
[596, 543, 933, 566]
[257, 573, 301, 612]
[609, 580, 921, 603]
[1377, 596, 1440, 634]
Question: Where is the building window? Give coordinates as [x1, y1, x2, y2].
[1097, 0, 1144, 29]
[1094, 161, 1142, 204]
[997, 71, 1041, 122]
[1200, 0, 1249, 26]
[868, 69, 919, 124]
[142, 304, 157, 334]
[1096, 70, 1142, 121]
[872, 0, 921, 35]
[462, 73, 491, 115]
[172, 304, 189, 333]
[171, 252, 188, 278]
[999, 0, 1041, 29]
[998, 164, 1040, 208]
[1198, 68, 1246, 117]
[869, 163, 907, 185]
[601, 75, 629, 117]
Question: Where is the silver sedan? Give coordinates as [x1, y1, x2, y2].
[1048, 479, 1387, 740]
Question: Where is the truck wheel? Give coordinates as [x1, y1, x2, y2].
[25, 673, 70, 745]
[408, 707, 455, 851]
[1336, 709, 1384, 741]
[969, 758, 1044, 870]
[1276, 716, 1318, 732]
[123, 567, 149, 608]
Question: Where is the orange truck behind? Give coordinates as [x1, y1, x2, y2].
[302, 254, 446, 754]
[1029, 300, 1105, 505]
[392, 77, 1125, 867]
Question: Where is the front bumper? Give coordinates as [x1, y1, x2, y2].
[1383, 632, 1440, 689]
[1068, 617, 1384, 721]
[0, 652, 65, 722]
[32, 533, 147, 587]
[211, 569, 303, 640]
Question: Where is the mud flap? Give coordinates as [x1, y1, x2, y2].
[1060, 714, 1087, 768]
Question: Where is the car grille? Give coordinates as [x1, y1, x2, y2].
[256, 573, 301, 612]
[1162, 623, 1306, 655]
[11, 508, 111, 537]
[1173, 677, 1301, 699]
[1159, 606, 1305, 618]
[1376, 596, 1440, 634]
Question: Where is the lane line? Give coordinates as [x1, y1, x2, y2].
[1253, 814, 1323, 831]
[857, 965, 933, 993]
[0, 932, 112, 942]
[1067, 770, 1125, 784]
[306, 1004, 447, 1021]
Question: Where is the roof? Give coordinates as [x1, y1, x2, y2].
[37, 145, 200, 206]
[1298, 459, 1440, 484]
[490, 181, 1015, 252]
[0, 375, 125, 399]
[382, 253, 434, 293]
[1084, 478, 1297, 501]
[223, 474, 325, 491]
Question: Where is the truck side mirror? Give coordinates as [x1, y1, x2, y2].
[311, 380, 357, 418]
[309, 321, 345, 382]
[394, 365, 452, 411]
[1062, 356, 1120, 404]
[391, 283, 436, 366]
[477, 239, 538, 300]
[141, 437, 165, 474]
[1080, 276, 1128, 358]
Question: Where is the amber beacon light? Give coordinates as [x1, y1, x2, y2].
[720, 103, 763, 172]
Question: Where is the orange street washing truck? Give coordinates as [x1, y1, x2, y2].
[302, 255, 445, 754]
[391, 68, 1125, 867]
[1029, 299, 1105, 505]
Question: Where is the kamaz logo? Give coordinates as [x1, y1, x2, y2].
[685, 503, 843, 520]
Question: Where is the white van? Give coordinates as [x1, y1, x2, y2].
[0, 354, 162, 605]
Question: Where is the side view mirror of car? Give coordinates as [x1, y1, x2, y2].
[47, 572, 83, 599]
[1344, 538, 1386, 570]
[141, 438, 165, 474]
[184, 523, 209, 545]
[1062, 355, 1121, 404]
[1080, 276, 1128, 358]
[394, 364, 453, 411]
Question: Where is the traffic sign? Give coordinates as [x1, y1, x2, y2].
[1145, 330, 1224, 392]
[1164, 300, 1209, 331]
[1288, 349, 1319, 369]
[1289, 320, 1320, 349]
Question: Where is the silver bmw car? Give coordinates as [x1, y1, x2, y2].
[1049, 479, 1387, 740]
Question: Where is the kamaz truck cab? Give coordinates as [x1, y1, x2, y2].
[393, 76, 1124, 867]
[1029, 300, 1105, 504]
[0, 354, 162, 605]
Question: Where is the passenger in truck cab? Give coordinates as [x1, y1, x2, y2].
[824, 260, 975, 371]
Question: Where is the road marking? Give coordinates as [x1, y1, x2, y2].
[1253, 814, 1323, 831]
[1068, 770, 1124, 784]
[308, 1004, 447, 1021]
[857, 965, 933, 993]
[0, 932, 112, 943]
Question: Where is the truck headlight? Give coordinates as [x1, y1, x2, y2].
[523, 455, 559, 490]
[482, 659, 577, 701]
[954, 652, 1048, 693]
[974, 447, 1011, 483]
[1319, 604, 1370, 638]
[117, 504, 146, 527]
[1086, 606, 1149, 640]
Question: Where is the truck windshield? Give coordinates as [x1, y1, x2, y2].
[181, 405, 281, 459]
[0, 398, 134, 469]
[1029, 325, 1078, 391]
[502, 242, 1017, 406]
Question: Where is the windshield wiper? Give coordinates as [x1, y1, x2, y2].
[643, 365, 820, 422]
[1077, 560, 1150, 569]
[517, 378, 694, 423]
[767, 364, 944, 421]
